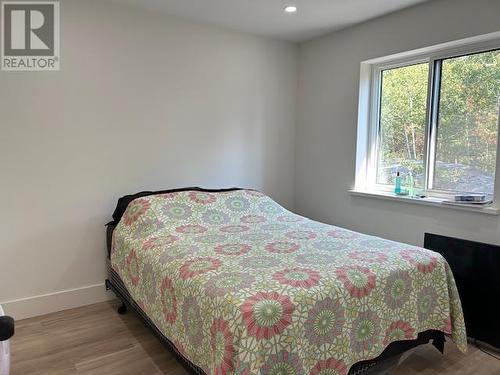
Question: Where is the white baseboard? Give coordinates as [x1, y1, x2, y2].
[1, 283, 115, 320]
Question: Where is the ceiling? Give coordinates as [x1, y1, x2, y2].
[113, 0, 428, 42]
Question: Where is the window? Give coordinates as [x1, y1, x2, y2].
[377, 62, 428, 189]
[358, 35, 500, 199]
[432, 51, 499, 194]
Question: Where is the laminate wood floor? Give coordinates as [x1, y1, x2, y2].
[10, 301, 500, 375]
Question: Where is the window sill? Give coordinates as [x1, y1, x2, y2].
[348, 189, 500, 216]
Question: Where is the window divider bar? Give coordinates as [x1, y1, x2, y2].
[424, 59, 442, 191]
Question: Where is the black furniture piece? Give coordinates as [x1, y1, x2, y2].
[105, 188, 447, 375]
[0, 315, 14, 343]
[425, 233, 500, 350]
[0, 309, 14, 373]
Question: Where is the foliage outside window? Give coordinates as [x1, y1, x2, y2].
[374, 48, 499, 196]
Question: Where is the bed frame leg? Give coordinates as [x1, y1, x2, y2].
[117, 302, 128, 315]
[432, 335, 445, 354]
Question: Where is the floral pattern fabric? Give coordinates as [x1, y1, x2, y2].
[111, 189, 466, 375]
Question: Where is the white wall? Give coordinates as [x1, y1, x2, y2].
[296, 0, 500, 246]
[0, 0, 297, 318]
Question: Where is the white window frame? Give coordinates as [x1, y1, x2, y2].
[355, 32, 500, 206]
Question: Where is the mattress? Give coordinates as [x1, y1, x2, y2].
[110, 189, 466, 375]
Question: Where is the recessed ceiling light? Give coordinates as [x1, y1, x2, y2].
[284, 5, 298, 13]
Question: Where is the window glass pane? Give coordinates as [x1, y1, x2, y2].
[377, 63, 429, 188]
[433, 50, 499, 194]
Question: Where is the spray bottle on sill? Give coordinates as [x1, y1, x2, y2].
[394, 172, 402, 195]
[407, 172, 415, 197]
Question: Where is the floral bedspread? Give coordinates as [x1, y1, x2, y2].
[111, 189, 466, 375]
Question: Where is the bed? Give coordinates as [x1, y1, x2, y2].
[106, 188, 466, 375]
